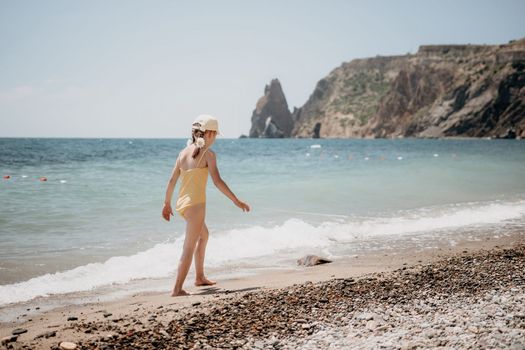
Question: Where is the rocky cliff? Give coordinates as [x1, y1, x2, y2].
[249, 79, 294, 138]
[249, 38, 525, 138]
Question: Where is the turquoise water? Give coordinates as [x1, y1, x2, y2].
[1, 138, 525, 306]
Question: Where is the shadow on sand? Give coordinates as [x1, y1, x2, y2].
[194, 286, 260, 296]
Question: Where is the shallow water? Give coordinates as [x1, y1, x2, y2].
[1, 138, 524, 305]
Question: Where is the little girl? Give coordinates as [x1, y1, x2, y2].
[162, 115, 250, 296]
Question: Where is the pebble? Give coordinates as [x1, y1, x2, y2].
[365, 320, 377, 330]
[297, 255, 332, 267]
[59, 341, 77, 350]
[253, 340, 265, 349]
[1, 335, 18, 345]
[34, 330, 56, 339]
[11, 328, 28, 336]
[356, 312, 375, 321]
[468, 325, 479, 333]
[102, 334, 116, 341]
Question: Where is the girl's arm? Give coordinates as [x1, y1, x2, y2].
[207, 151, 250, 212]
[162, 156, 181, 221]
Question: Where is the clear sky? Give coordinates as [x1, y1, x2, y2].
[1, 0, 524, 138]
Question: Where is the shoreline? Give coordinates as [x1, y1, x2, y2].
[1, 231, 523, 349]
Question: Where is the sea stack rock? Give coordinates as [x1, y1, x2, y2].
[312, 122, 322, 138]
[249, 79, 294, 138]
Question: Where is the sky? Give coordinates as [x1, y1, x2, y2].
[0, 0, 524, 138]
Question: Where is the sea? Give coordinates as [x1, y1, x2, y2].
[1, 138, 525, 316]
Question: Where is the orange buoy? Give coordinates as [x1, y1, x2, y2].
[3, 175, 10, 179]
[39, 177, 47, 182]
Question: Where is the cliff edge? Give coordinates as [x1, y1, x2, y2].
[249, 38, 525, 138]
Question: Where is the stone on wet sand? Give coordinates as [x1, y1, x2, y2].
[34, 330, 57, 339]
[297, 255, 333, 267]
[1, 335, 18, 345]
[11, 328, 27, 335]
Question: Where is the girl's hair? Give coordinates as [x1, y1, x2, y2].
[191, 125, 205, 159]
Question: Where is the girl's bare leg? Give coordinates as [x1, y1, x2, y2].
[171, 204, 205, 297]
[194, 223, 216, 286]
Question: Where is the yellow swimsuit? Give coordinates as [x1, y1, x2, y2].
[175, 150, 209, 217]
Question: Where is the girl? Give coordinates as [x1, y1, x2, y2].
[162, 115, 250, 297]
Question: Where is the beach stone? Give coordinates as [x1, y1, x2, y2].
[59, 341, 77, 350]
[66, 316, 78, 321]
[297, 255, 332, 267]
[365, 320, 377, 330]
[356, 312, 375, 321]
[1, 335, 18, 345]
[231, 339, 246, 347]
[468, 325, 479, 333]
[253, 340, 265, 349]
[423, 329, 438, 338]
[34, 331, 56, 339]
[11, 328, 27, 336]
[103, 312, 112, 318]
[102, 333, 116, 341]
[269, 337, 280, 346]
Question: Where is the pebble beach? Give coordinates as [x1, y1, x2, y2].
[2, 235, 524, 349]
[2, 2, 525, 349]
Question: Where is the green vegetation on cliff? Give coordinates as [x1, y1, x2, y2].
[288, 39, 525, 139]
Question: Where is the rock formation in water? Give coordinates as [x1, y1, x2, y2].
[249, 79, 294, 138]
[249, 38, 525, 139]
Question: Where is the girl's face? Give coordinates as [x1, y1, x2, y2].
[204, 130, 217, 147]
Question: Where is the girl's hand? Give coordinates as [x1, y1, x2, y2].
[234, 199, 250, 212]
[162, 203, 174, 221]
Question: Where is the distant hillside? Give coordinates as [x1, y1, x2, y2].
[249, 38, 525, 139]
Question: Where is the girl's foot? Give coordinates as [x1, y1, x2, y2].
[195, 277, 216, 286]
[171, 289, 191, 297]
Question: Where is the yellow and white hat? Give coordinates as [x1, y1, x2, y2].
[192, 114, 221, 135]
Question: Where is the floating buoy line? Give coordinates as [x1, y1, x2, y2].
[2, 175, 67, 183]
[305, 145, 459, 162]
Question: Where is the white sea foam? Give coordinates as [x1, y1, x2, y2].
[0, 238, 185, 306]
[1, 199, 524, 306]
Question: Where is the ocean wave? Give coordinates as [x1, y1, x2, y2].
[1, 199, 524, 305]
